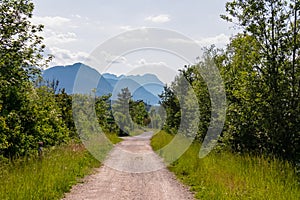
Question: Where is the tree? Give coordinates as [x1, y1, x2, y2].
[221, 0, 300, 161]
[218, 34, 268, 153]
[112, 87, 133, 136]
[159, 85, 181, 133]
[148, 106, 164, 129]
[129, 100, 150, 126]
[55, 88, 76, 136]
[0, 0, 50, 98]
[95, 94, 116, 133]
[0, 0, 74, 158]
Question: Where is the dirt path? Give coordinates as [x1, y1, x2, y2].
[62, 132, 194, 200]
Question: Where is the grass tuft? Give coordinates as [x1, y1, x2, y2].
[105, 132, 123, 144]
[0, 143, 100, 200]
[151, 131, 300, 199]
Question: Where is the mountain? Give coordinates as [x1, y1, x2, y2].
[42, 63, 165, 105]
[110, 77, 161, 104]
[42, 63, 100, 94]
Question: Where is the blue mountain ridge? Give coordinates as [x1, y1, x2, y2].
[42, 63, 165, 105]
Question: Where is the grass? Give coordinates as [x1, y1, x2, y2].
[105, 132, 123, 144]
[0, 132, 122, 200]
[0, 131, 125, 200]
[128, 127, 151, 136]
[151, 131, 300, 199]
[119, 127, 156, 137]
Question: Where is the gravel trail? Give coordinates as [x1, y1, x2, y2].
[62, 132, 194, 200]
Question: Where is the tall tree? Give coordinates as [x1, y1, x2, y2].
[218, 34, 267, 153]
[0, 0, 49, 96]
[0, 0, 73, 158]
[221, 0, 300, 161]
[112, 87, 133, 136]
[159, 85, 181, 133]
[95, 94, 116, 133]
[129, 100, 149, 127]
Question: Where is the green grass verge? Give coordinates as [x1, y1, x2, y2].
[0, 132, 123, 200]
[105, 132, 123, 144]
[151, 131, 300, 199]
[0, 143, 99, 200]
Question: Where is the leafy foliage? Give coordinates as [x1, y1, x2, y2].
[0, 0, 70, 158]
[159, 85, 181, 133]
[220, 0, 300, 162]
[130, 100, 150, 126]
[110, 87, 151, 136]
[159, 0, 300, 164]
[112, 87, 133, 136]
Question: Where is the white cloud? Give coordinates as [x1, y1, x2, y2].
[48, 47, 89, 66]
[31, 15, 76, 45]
[138, 58, 146, 65]
[31, 16, 71, 28]
[136, 59, 166, 67]
[145, 14, 170, 23]
[167, 38, 195, 44]
[196, 34, 230, 47]
[101, 51, 127, 64]
[73, 14, 82, 19]
[168, 34, 230, 47]
[31, 15, 79, 47]
[44, 30, 77, 45]
[126, 59, 176, 84]
[119, 26, 135, 31]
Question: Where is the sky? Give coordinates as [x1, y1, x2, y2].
[31, 0, 237, 82]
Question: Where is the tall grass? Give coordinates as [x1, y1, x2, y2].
[0, 143, 100, 200]
[151, 131, 300, 199]
[105, 132, 123, 144]
[0, 132, 122, 200]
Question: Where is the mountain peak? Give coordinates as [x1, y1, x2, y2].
[42, 63, 164, 105]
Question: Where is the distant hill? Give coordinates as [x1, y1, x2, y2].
[42, 63, 165, 105]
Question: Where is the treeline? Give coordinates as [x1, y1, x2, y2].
[2, 0, 299, 164]
[94, 87, 157, 136]
[0, 0, 153, 159]
[160, 0, 300, 163]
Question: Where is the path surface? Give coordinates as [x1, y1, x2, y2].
[62, 132, 194, 200]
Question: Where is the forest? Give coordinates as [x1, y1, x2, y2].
[0, 0, 299, 199]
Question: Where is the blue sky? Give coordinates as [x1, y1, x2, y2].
[31, 0, 236, 81]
